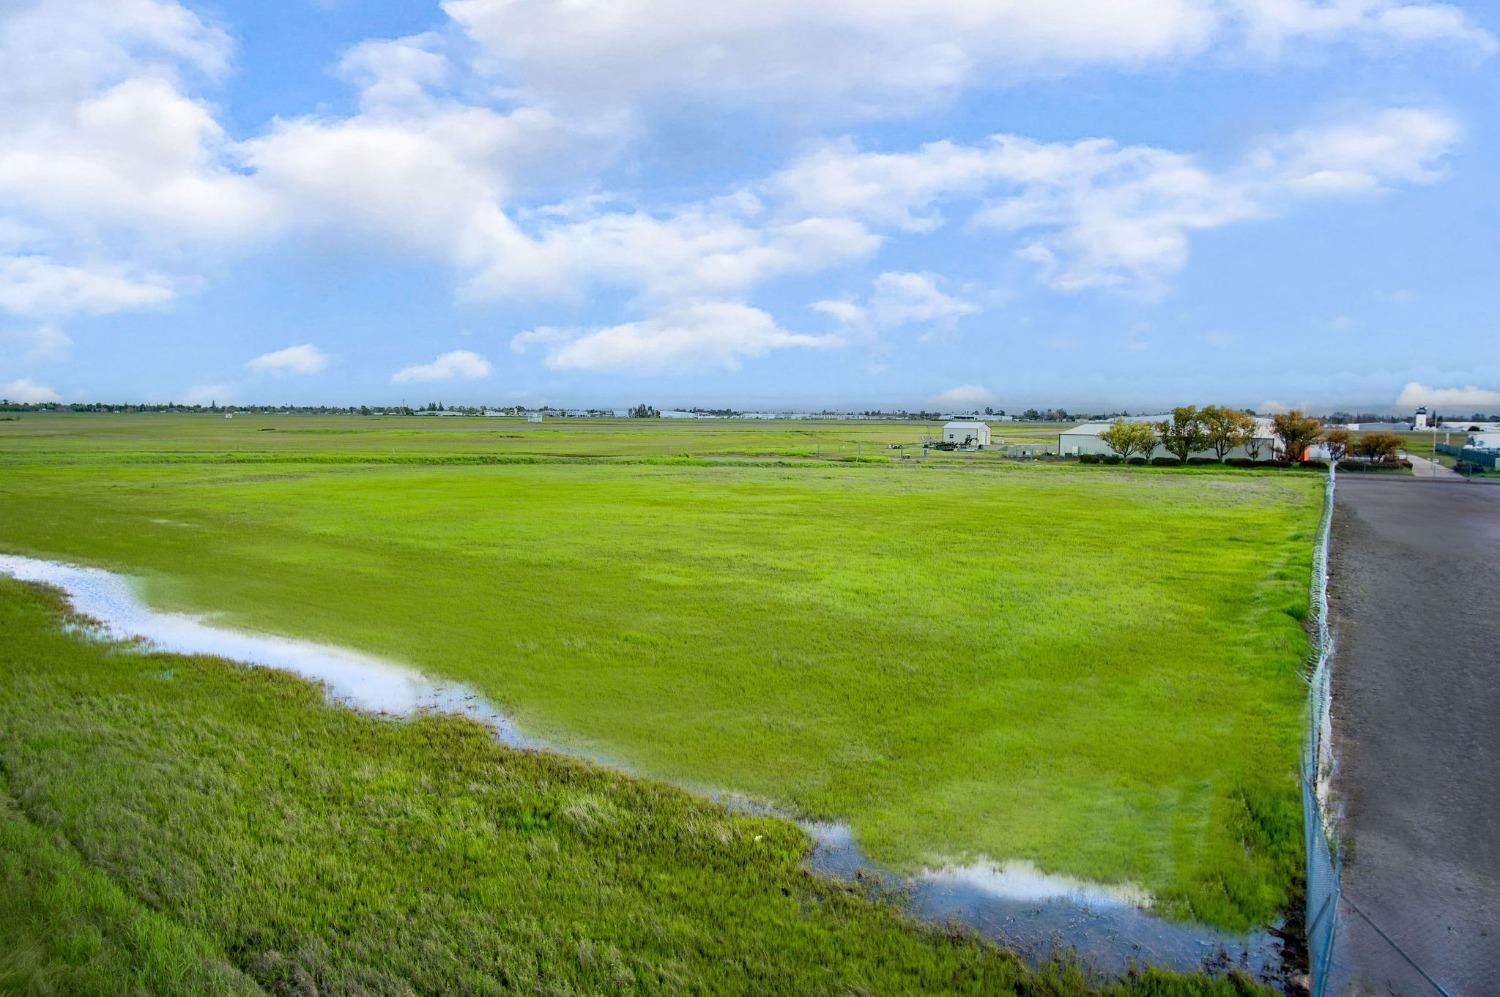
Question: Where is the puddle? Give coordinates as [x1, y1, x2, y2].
[0, 554, 541, 749]
[0, 552, 1286, 985]
[803, 821, 1283, 979]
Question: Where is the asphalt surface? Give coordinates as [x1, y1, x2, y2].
[1326, 476, 1500, 994]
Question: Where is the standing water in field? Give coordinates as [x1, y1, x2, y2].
[0, 552, 1284, 984]
[0, 553, 543, 751]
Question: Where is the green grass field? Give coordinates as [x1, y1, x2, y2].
[0, 414, 1321, 935]
[4, 576, 1279, 995]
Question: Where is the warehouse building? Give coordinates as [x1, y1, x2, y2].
[1057, 416, 1287, 460]
[942, 420, 992, 448]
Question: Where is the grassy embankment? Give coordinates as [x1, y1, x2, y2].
[3, 577, 1277, 994]
[0, 415, 1320, 932]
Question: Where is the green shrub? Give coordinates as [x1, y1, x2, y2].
[1151, 457, 1182, 466]
[1223, 458, 1254, 468]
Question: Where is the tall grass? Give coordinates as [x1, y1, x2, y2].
[0, 578, 1265, 995]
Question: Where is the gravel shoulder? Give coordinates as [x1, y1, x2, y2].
[1327, 477, 1500, 993]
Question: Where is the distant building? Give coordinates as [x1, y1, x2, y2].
[1006, 443, 1049, 458]
[1057, 416, 1307, 460]
[1468, 432, 1500, 451]
[942, 420, 991, 448]
[1345, 422, 1408, 432]
[1414, 406, 1430, 430]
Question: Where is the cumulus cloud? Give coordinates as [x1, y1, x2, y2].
[0, 256, 173, 317]
[1256, 108, 1462, 193]
[1394, 381, 1500, 410]
[930, 384, 995, 409]
[815, 271, 978, 343]
[1231, 0, 1495, 56]
[246, 343, 330, 375]
[512, 302, 839, 373]
[774, 108, 1459, 292]
[443, 0, 1491, 117]
[0, 377, 60, 403]
[391, 349, 492, 383]
[0, 1, 267, 323]
[0, 324, 72, 363]
[0, 0, 1482, 362]
[869, 272, 977, 326]
[0, 77, 274, 243]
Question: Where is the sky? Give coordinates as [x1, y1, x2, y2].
[1, 0, 1498, 414]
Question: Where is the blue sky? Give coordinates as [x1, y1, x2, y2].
[1, 0, 1497, 414]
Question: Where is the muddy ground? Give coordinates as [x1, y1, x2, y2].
[1326, 477, 1500, 993]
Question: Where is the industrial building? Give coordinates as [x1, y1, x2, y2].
[942, 420, 992, 449]
[1057, 416, 1288, 460]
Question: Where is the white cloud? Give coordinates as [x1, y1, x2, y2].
[774, 108, 1459, 292]
[0, 377, 60, 403]
[0, 0, 231, 123]
[1394, 382, 1500, 411]
[444, 0, 1491, 118]
[337, 33, 452, 113]
[0, 77, 274, 243]
[1256, 108, 1462, 193]
[246, 343, 330, 375]
[1203, 331, 1237, 350]
[391, 349, 492, 383]
[0, 256, 173, 317]
[463, 207, 879, 305]
[0, 324, 72, 362]
[0, 2, 268, 321]
[930, 384, 995, 409]
[512, 302, 839, 373]
[869, 271, 977, 327]
[815, 272, 977, 337]
[811, 299, 867, 324]
[0, 0, 1481, 344]
[1231, 0, 1495, 57]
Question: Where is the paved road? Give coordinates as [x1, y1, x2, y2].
[1405, 453, 1464, 481]
[1326, 477, 1500, 994]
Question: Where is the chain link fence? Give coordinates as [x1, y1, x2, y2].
[1305, 466, 1455, 997]
[1304, 464, 1342, 993]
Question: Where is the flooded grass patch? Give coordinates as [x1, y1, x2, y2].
[0, 576, 1270, 994]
